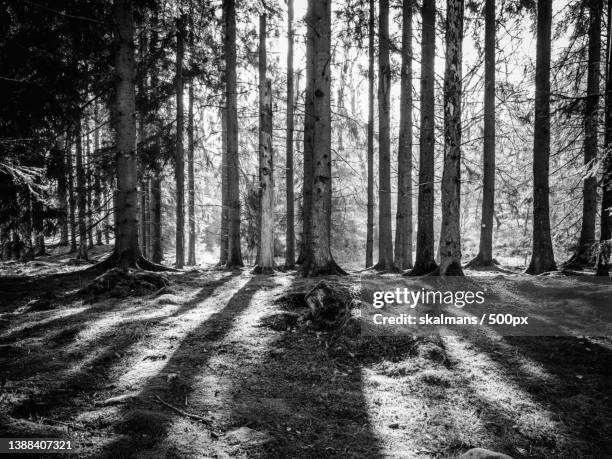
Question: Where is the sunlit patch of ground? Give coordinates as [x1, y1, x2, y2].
[0, 250, 611, 457]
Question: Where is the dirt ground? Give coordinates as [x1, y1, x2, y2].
[1, 247, 611, 458]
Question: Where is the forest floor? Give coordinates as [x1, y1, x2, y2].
[1, 245, 612, 458]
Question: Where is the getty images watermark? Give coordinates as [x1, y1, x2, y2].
[355, 277, 612, 337]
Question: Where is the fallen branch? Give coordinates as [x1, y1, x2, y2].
[154, 395, 212, 426]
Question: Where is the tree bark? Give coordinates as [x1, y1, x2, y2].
[298, 0, 315, 267]
[365, 0, 375, 269]
[75, 117, 88, 261]
[469, 0, 496, 267]
[408, 0, 438, 275]
[567, 0, 602, 268]
[437, 0, 464, 276]
[285, 0, 295, 269]
[526, 0, 556, 274]
[93, 102, 103, 245]
[187, 78, 196, 265]
[86, 124, 94, 249]
[255, 14, 275, 273]
[68, 134, 77, 253]
[394, 0, 413, 270]
[375, 0, 395, 272]
[596, 0, 612, 276]
[150, 173, 163, 263]
[219, 105, 229, 264]
[56, 136, 69, 246]
[110, 0, 142, 269]
[175, 15, 185, 269]
[223, 0, 243, 267]
[302, 0, 345, 277]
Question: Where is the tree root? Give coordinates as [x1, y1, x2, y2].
[79, 268, 170, 298]
[301, 259, 347, 277]
[405, 260, 438, 276]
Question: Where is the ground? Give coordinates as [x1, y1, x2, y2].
[0, 245, 611, 458]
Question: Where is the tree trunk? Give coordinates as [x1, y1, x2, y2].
[438, 0, 464, 276]
[111, 0, 142, 269]
[285, 0, 295, 269]
[223, 0, 243, 267]
[150, 172, 163, 263]
[255, 14, 275, 273]
[526, 0, 556, 274]
[187, 78, 196, 265]
[33, 200, 46, 256]
[86, 125, 94, 249]
[175, 15, 185, 269]
[302, 0, 344, 277]
[93, 102, 103, 245]
[469, 0, 496, 268]
[375, 0, 395, 271]
[219, 105, 229, 264]
[75, 117, 88, 261]
[56, 136, 69, 246]
[596, 0, 612, 276]
[67, 135, 77, 253]
[298, 0, 315, 266]
[394, 0, 413, 270]
[366, 0, 375, 268]
[568, 0, 602, 268]
[408, 0, 438, 275]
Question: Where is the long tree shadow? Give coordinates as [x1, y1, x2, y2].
[98, 274, 263, 457]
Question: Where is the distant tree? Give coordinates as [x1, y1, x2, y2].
[526, 0, 556, 274]
[75, 117, 88, 261]
[285, 0, 296, 269]
[255, 13, 275, 273]
[187, 12, 196, 266]
[394, 0, 413, 271]
[408, 0, 437, 276]
[175, 15, 186, 269]
[366, 0, 375, 268]
[468, 0, 496, 268]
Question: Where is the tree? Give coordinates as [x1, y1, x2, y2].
[394, 0, 413, 270]
[302, 0, 345, 276]
[219, 105, 229, 264]
[408, 0, 437, 276]
[437, 0, 464, 276]
[75, 116, 88, 261]
[55, 136, 69, 246]
[365, 0, 375, 268]
[526, 0, 556, 275]
[285, 0, 296, 269]
[187, 14, 196, 266]
[375, 0, 395, 271]
[565, 0, 602, 269]
[68, 134, 77, 253]
[468, 0, 496, 268]
[255, 13, 275, 273]
[223, 0, 243, 268]
[175, 15, 185, 269]
[596, 0, 612, 276]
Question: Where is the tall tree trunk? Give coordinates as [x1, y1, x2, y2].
[149, 5, 162, 263]
[568, 0, 602, 268]
[187, 78, 196, 265]
[526, 0, 556, 274]
[302, 0, 344, 277]
[408, 0, 438, 275]
[75, 117, 88, 261]
[111, 0, 142, 269]
[150, 173, 163, 263]
[438, 0, 464, 276]
[298, 0, 315, 266]
[256, 14, 275, 273]
[285, 0, 295, 269]
[394, 0, 413, 270]
[376, 0, 395, 271]
[175, 15, 185, 268]
[33, 200, 46, 256]
[86, 124, 94, 249]
[219, 105, 229, 264]
[471, 0, 496, 267]
[596, 0, 612, 276]
[223, 0, 243, 267]
[68, 138, 77, 253]
[93, 102, 103, 245]
[366, 0, 375, 268]
[56, 136, 69, 246]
